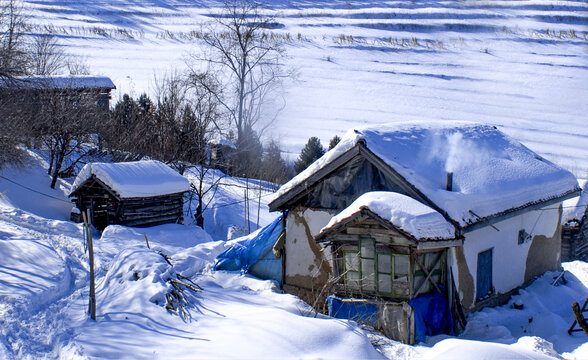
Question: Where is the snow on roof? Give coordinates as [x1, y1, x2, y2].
[0, 76, 115, 91]
[562, 179, 588, 225]
[319, 192, 456, 241]
[271, 121, 580, 227]
[70, 160, 190, 199]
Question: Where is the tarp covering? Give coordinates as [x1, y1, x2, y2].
[410, 291, 453, 343]
[327, 295, 378, 327]
[214, 214, 284, 285]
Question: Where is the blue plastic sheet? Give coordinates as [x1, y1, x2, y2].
[214, 214, 284, 285]
[409, 291, 453, 343]
[327, 295, 378, 327]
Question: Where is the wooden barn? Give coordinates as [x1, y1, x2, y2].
[69, 160, 191, 230]
[267, 121, 580, 344]
[561, 179, 588, 261]
[0, 75, 115, 115]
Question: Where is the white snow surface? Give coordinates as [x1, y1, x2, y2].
[320, 191, 456, 241]
[272, 121, 580, 227]
[1, 151, 588, 359]
[562, 179, 588, 225]
[0, 76, 115, 90]
[70, 160, 191, 199]
[20, 0, 588, 177]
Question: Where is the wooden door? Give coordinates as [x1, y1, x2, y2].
[476, 248, 493, 301]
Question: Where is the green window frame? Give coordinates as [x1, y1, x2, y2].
[343, 237, 410, 297]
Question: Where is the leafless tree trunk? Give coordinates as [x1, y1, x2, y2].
[28, 35, 65, 75]
[187, 0, 290, 157]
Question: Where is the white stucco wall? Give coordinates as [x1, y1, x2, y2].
[451, 204, 561, 307]
[285, 208, 335, 285]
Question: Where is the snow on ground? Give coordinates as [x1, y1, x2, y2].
[0, 143, 587, 359]
[21, 0, 588, 176]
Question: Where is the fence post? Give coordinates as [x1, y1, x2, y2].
[82, 209, 97, 320]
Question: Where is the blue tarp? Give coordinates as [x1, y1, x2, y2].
[327, 295, 378, 327]
[410, 291, 453, 343]
[214, 214, 284, 285]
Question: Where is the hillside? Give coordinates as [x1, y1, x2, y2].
[22, 0, 588, 174]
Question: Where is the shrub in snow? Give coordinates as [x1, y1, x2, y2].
[99, 247, 202, 321]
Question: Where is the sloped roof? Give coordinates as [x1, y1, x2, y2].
[70, 160, 190, 199]
[270, 121, 580, 227]
[0, 76, 115, 91]
[318, 192, 456, 241]
[562, 179, 588, 225]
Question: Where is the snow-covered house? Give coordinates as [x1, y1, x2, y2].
[69, 160, 191, 230]
[561, 179, 588, 261]
[0, 75, 115, 112]
[268, 121, 580, 343]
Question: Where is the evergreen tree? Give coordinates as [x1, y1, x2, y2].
[294, 137, 325, 174]
[261, 140, 293, 185]
[328, 135, 341, 150]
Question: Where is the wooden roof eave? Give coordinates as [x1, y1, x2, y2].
[269, 142, 450, 215]
[462, 187, 581, 233]
[69, 175, 121, 201]
[268, 144, 362, 212]
[315, 207, 462, 250]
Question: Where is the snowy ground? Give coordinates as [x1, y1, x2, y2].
[2, 0, 587, 358]
[21, 0, 588, 176]
[0, 151, 587, 359]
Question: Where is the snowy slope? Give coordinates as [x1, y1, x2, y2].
[22, 0, 588, 176]
[0, 144, 587, 359]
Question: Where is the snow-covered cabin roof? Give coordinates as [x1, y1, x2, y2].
[0, 76, 115, 91]
[209, 138, 237, 149]
[270, 121, 580, 228]
[562, 179, 588, 225]
[69, 160, 190, 199]
[318, 192, 456, 241]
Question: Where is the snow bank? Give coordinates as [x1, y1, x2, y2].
[320, 191, 455, 241]
[272, 122, 580, 227]
[70, 160, 191, 199]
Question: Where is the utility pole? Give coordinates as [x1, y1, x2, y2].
[82, 209, 96, 320]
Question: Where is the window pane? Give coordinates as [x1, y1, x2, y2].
[361, 259, 375, 291]
[378, 254, 391, 273]
[360, 238, 375, 259]
[345, 252, 359, 272]
[395, 255, 409, 275]
[378, 274, 392, 294]
[346, 271, 360, 289]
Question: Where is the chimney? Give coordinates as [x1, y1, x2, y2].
[446, 172, 453, 191]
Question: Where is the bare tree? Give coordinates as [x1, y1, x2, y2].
[28, 35, 65, 75]
[0, 0, 28, 77]
[31, 81, 107, 188]
[187, 0, 289, 157]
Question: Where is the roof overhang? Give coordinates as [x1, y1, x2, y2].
[315, 208, 461, 247]
[461, 187, 581, 233]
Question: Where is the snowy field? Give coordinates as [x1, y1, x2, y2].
[22, 0, 588, 175]
[1, 0, 586, 358]
[0, 150, 587, 359]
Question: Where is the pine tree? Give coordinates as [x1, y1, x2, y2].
[261, 140, 293, 185]
[294, 137, 325, 174]
[328, 135, 341, 150]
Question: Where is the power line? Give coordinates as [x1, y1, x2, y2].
[0, 174, 72, 204]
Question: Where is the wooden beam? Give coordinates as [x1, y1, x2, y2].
[417, 239, 463, 250]
[413, 252, 443, 294]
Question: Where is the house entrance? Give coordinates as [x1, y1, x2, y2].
[476, 248, 493, 301]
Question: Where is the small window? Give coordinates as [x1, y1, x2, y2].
[518, 229, 530, 245]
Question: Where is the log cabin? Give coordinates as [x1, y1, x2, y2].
[69, 160, 191, 230]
